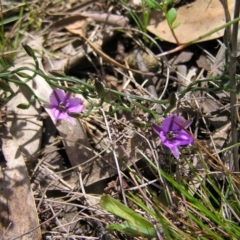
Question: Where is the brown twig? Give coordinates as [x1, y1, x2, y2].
[228, 0, 240, 172]
[80, 35, 155, 76]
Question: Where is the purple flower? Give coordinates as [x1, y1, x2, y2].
[152, 115, 194, 159]
[45, 89, 84, 124]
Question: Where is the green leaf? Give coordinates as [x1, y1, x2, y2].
[127, 193, 157, 218]
[171, 22, 180, 29]
[16, 72, 32, 79]
[94, 80, 105, 97]
[164, 0, 175, 5]
[67, 112, 82, 118]
[48, 70, 66, 77]
[100, 194, 156, 238]
[17, 103, 31, 109]
[0, 79, 13, 93]
[17, 95, 35, 109]
[166, 8, 177, 27]
[164, 92, 177, 115]
[0, 57, 14, 68]
[131, 120, 151, 128]
[21, 43, 39, 70]
[0, 15, 19, 26]
[22, 43, 35, 58]
[145, 0, 160, 8]
[107, 223, 154, 237]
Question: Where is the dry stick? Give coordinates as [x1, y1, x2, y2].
[193, 94, 223, 162]
[81, 12, 129, 27]
[111, 27, 171, 107]
[51, 127, 134, 177]
[79, 35, 154, 76]
[136, 131, 173, 205]
[100, 108, 127, 206]
[48, 203, 68, 234]
[228, 0, 240, 172]
[0, 223, 12, 240]
[174, 120, 240, 186]
[194, 138, 240, 186]
[220, 0, 232, 40]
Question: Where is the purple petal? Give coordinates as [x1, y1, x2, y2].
[50, 89, 66, 106]
[67, 104, 84, 113]
[174, 130, 194, 146]
[181, 119, 193, 129]
[161, 115, 183, 132]
[161, 138, 181, 159]
[160, 131, 180, 158]
[66, 98, 84, 113]
[159, 131, 180, 150]
[152, 124, 162, 135]
[169, 145, 180, 159]
[52, 108, 68, 120]
[159, 130, 168, 142]
[159, 131, 192, 159]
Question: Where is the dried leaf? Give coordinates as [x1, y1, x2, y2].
[208, 41, 227, 77]
[148, 0, 234, 44]
[51, 15, 88, 32]
[51, 15, 88, 37]
[173, 50, 194, 64]
[208, 122, 230, 151]
[65, 18, 88, 37]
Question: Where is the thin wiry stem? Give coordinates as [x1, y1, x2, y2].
[229, 0, 240, 171]
[100, 107, 127, 206]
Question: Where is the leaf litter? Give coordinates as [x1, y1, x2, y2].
[0, 0, 240, 239]
[147, 0, 235, 44]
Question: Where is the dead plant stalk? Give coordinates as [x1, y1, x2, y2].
[229, 0, 240, 172]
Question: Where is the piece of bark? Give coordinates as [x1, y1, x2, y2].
[0, 125, 41, 239]
[56, 120, 95, 172]
[6, 83, 42, 157]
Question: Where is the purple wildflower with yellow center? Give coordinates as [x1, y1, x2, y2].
[45, 88, 84, 125]
[152, 115, 194, 159]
